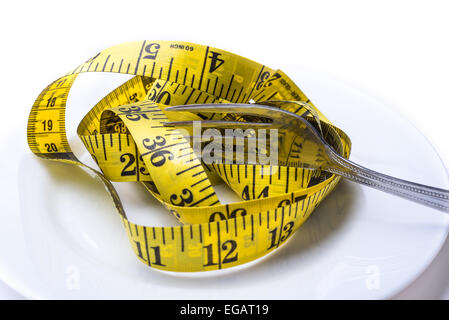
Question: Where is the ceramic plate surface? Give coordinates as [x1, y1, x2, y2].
[1, 67, 448, 299]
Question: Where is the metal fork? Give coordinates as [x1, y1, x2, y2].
[164, 102, 449, 213]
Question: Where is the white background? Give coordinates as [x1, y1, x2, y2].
[1, 0, 449, 299]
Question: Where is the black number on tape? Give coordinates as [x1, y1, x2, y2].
[120, 153, 137, 176]
[118, 106, 149, 121]
[203, 240, 238, 266]
[45, 143, 58, 152]
[267, 221, 295, 250]
[170, 189, 194, 207]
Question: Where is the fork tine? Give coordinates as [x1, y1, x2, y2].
[165, 103, 283, 121]
[176, 134, 270, 142]
[164, 120, 274, 128]
[164, 103, 326, 146]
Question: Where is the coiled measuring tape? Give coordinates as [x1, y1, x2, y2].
[27, 41, 351, 272]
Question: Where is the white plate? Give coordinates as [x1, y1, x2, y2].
[1, 67, 448, 299]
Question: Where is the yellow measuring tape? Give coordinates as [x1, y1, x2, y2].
[27, 41, 351, 272]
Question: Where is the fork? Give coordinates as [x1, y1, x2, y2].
[164, 102, 449, 213]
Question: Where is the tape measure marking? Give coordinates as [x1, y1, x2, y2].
[27, 41, 351, 272]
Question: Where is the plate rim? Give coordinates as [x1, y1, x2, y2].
[4, 68, 449, 300]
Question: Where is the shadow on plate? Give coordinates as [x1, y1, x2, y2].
[18, 154, 360, 290]
[152, 179, 360, 288]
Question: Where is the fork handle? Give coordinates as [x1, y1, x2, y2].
[325, 151, 449, 213]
